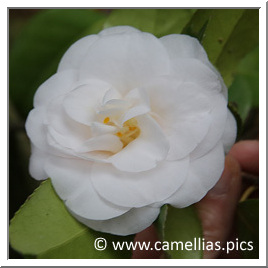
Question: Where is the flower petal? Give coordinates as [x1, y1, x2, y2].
[25, 107, 47, 151]
[70, 206, 160, 236]
[160, 34, 210, 63]
[161, 34, 228, 98]
[165, 141, 225, 208]
[99, 25, 141, 36]
[109, 115, 169, 172]
[29, 145, 48, 180]
[46, 96, 91, 149]
[75, 134, 123, 154]
[45, 157, 130, 220]
[90, 122, 117, 136]
[145, 77, 211, 160]
[101, 87, 122, 104]
[62, 79, 112, 126]
[190, 94, 228, 159]
[120, 88, 151, 124]
[79, 31, 170, 95]
[171, 59, 222, 92]
[33, 70, 78, 107]
[166, 116, 211, 160]
[57, 35, 99, 72]
[171, 58, 228, 99]
[91, 157, 189, 208]
[221, 109, 237, 153]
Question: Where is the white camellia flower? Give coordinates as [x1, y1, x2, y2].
[25, 26, 237, 236]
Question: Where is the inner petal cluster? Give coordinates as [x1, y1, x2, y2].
[103, 117, 140, 148]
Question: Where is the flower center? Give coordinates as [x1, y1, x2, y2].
[103, 117, 140, 147]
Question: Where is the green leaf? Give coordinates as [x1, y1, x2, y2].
[9, 9, 107, 118]
[104, 9, 196, 37]
[183, 10, 244, 62]
[158, 205, 203, 259]
[9, 179, 134, 259]
[228, 75, 254, 122]
[155, 204, 168, 241]
[227, 103, 242, 141]
[228, 46, 259, 122]
[182, 10, 210, 42]
[183, 9, 258, 87]
[236, 199, 259, 259]
[215, 9, 259, 87]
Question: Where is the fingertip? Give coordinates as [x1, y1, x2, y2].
[229, 140, 259, 175]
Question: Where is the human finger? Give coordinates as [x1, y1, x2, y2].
[196, 154, 242, 258]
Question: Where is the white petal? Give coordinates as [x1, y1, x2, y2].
[98, 99, 130, 122]
[57, 35, 99, 72]
[145, 77, 211, 160]
[160, 34, 210, 65]
[91, 157, 189, 208]
[47, 125, 80, 151]
[121, 88, 151, 124]
[46, 128, 112, 162]
[120, 105, 150, 125]
[46, 96, 91, 149]
[62, 80, 112, 126]
[46, 130, 76, 157]
[221, 109, 237, 153]
[161, 34, 228, 99]
[102, 87, 122, 104]
[146, 77, 210, 123]
[45, 157, 130, 220]
[125, 87, 150, 106]
[79, 31, 170, 95]
[29, 145, 48, 180]
[166, 115, 211, 160]
[75, 134, 123, 154]
[171, 59, 222, 93]
[109, 115, 169, 172]
[25, 108, 48, 151]
[90, 122, 117, 136]
[71, 206, 160, 236]
[33, 70, 78, 107]
[46, 103, 115, 161]
[165, 141, 225, 208]
[100, 25, 141, 36]
[190, 94, 228, 159]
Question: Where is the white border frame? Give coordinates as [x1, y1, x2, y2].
[3, 1, 266, 266]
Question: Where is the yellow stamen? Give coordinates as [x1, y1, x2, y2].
[116, 132, 123, 137]
[129, 126, 137, 131]
[103, 117, 110, 124]
[240, 186, 258, 202]
[102, 116, 140, 148]
[116, 118, 140, 148]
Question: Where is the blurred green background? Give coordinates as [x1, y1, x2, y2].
[9, 9, 259, 259]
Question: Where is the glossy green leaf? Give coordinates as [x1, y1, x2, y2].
[228, 76, 254, 122]
[228, 46, 259, 122]
[183, 9, 258, 87]
[104, 9, 196, 37]
[236, 46, 259, 107]
[183, 10, 244, 62]
[236, 199, 259, 259]
[215, 9, 259, 87]
[9, 9, 107, 118]
[9, 179, 134, 259]
[158, 205, 203, 259]
[155, 204, 168, 242]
